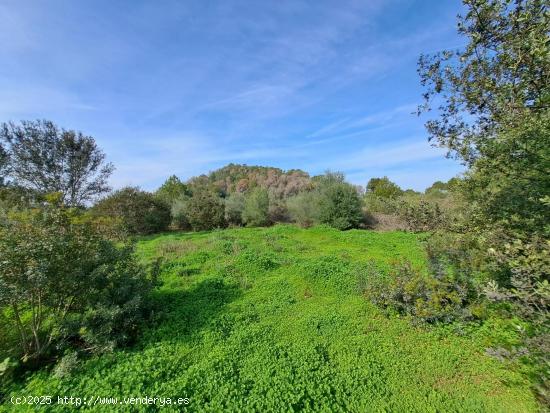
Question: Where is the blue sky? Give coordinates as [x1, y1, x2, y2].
[0, 0, 466, 191]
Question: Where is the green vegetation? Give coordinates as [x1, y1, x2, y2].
[316, 172, 364, 230]
[92, 187, 171, 235]
[242, 187, 270, 227]
[0, 196, 152, 366]
[1, 226, 537, 412]
[0, 0, 547, 410]
[185, 190, 226, 231]
[0, 120, 114, 207]
[418, 0, 549, 402]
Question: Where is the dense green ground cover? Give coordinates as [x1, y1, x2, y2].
[2, 225, 537, 412]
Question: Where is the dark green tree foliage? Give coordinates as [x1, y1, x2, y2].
[462, 114, 550, 236]
[93, 187, 171, 235]
[242, 188, 270, 227]
[419, 0, 549, 164]
[0, 142, 8, 186]
[366, 177, 404, 199]
[0, 120, 114, 206]
[316, 172, 363, 230]
[0, 200, 151, 361]
[418, 0, 549, 400]
[424, 178, 460, 198]
[418, 0, 550, 271]
[185, 191, 225, 231]
[0, 185, 43, 211]
[418, 0, 549, 237]
[155, 175, 190, 206]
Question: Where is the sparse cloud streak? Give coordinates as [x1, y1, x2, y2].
[0, 0, 464, 191]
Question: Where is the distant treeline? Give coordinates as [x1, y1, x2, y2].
[89, 164, 458, 236]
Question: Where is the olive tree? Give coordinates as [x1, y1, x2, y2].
[0, 120, 114, 206]
[0, 199, 152, 361]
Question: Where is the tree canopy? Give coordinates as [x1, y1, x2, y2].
[366, 177, 404, 199]
[0, 120, 114, 206]
[418, 0, 549, 237]
[155, 175, 190, 205]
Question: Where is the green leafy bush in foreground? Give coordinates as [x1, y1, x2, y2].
[0, 201, 152, 373]
[365, 261, 478, 324]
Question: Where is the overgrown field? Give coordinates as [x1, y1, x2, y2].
[3, 225, 537, 412]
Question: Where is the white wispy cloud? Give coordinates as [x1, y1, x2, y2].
[306, 104, 418, 142]
[303, 138, 449, 174]
[0, 0, 464, 192]
[0, 83, 97, 120]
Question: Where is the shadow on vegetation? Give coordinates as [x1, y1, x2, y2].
[138, 229, 215, 243]
[146, 277, 241, 343]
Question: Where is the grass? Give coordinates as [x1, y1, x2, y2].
[2, 225, 537, 412]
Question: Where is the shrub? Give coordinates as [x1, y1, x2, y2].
[0, 184, 43, 211]
[363, 193, 400, 215]
[267, 195, 289, 223]
[170, 195, 192, 230]
[224, 193, 246, 226]
[185, 191, 225, 231]
[242, 188, 270, 227]
[287, 191, 321, 227]
[365, 260, 477, 324]
[317, 174, 363, 230]
[0, 203, 152, 363]
[399, 199, 446, 232]
[363, 212, 407, 231]
[483, 237, 550, 403]
[92, 187, 171, 235]
[53, 352, 79, 379]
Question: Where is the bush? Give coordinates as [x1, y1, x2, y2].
[185, 191, 225, 231]
[483, 237, 550, 403]
[363, 193, 400, 215]
[267, 195, 289, 223]
[363, 212, 407, 231]
[170, 195, 192, 230]
[242, 188, 270, 227]
[0, 184, 43, 211]
[399, 199, 446, 232]
[224, 193, 246, 226]
[0, 202, 152, 363]
[92, 187, 171, 235]
[317, 173, 363, 230]
[287, 191, 321, 227]
[365, 259, 478, 324]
